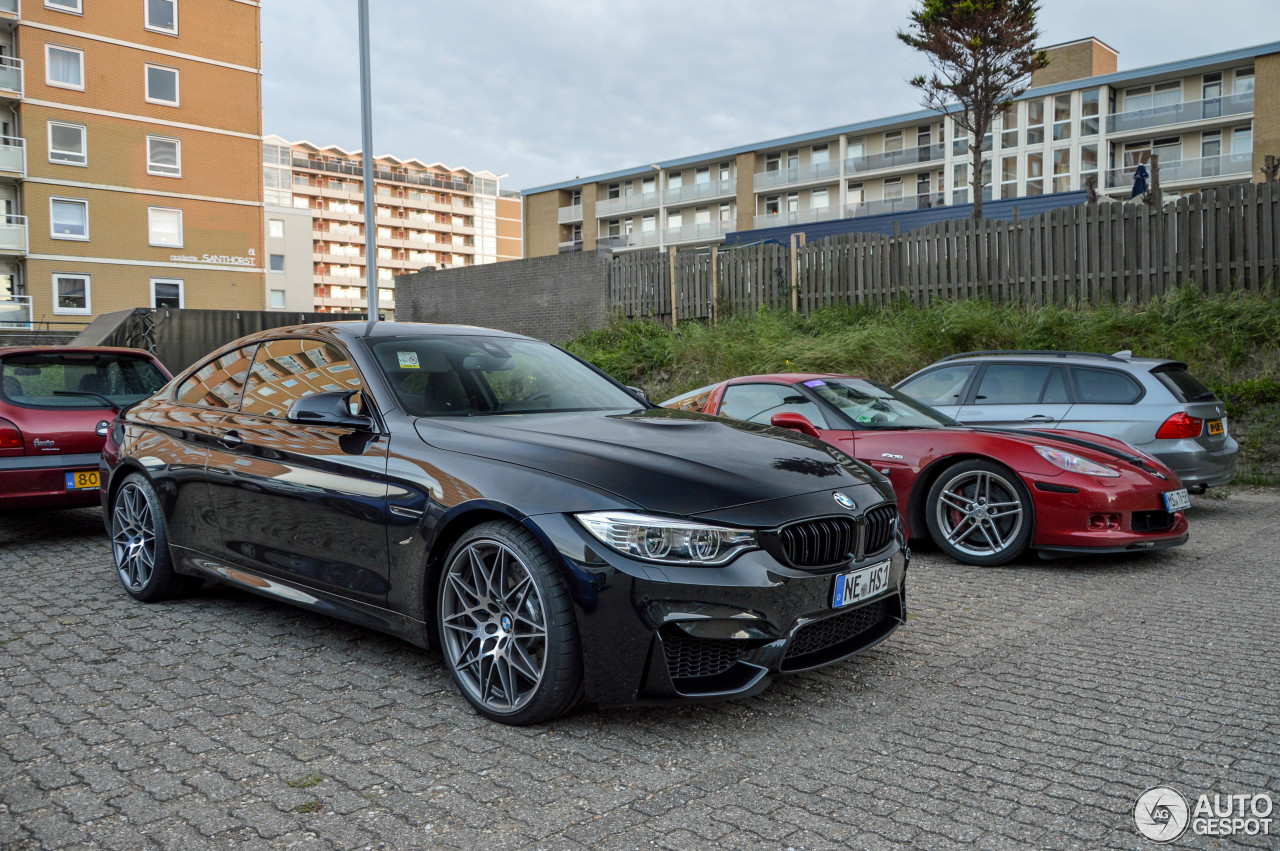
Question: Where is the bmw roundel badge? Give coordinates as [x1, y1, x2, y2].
[833, 492, 856, 510]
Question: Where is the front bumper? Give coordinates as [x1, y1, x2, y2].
[1027, 474, 1190, 552]
[529, 511, 908, 709]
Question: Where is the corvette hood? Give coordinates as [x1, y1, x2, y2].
[414, 408, 885, 516]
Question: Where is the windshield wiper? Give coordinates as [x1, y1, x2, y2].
[53, 390, 122, 412]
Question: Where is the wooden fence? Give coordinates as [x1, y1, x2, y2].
[608, 181, 1280, 322]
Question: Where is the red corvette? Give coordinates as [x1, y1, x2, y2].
[662, 374, 1189, 565]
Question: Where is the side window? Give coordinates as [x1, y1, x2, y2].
[175, 345, 256, 408]
[898, 364, 975, 406]
[1041, 367, 1070, 403]
[240, 338, 363, 418]
[1072, 367, 1143, 404]
[718, 384, 829, 428]
[973, 363, 1051, 405]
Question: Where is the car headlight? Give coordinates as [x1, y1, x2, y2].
[1034, 445, 1120, 478]
[575, 511, 757, 566]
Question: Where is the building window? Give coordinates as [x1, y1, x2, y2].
[148, 206, 182, 247]
[883, 177, 904, 200]
[668, 172, 683, 191]
[764, 195, 780, 215]
[695, 166, 710, 185]
[145, 0, 177, 34]
[1026, 99, 1045, 145]
[1000, 106, 1018, 149]
[811, 187, 829, 209]
[606, 183, 620, 200]
[48, 121, 87, 166]
[1025, 152, 1043, 196]
[145, 64, 180, 105]
[1202, 129, 1222, 163]
[719, 202, 732, 223]
[847, 182, 864, 204]
[1080, 89, 1100, 136]
[641, 214, 655, 233]
[53, 273, 90, 314]
[269, 289, 286, 309]
[666, 210, 682, 229]
[268, 219, 285, 238]
[718, 162, 731, 182]
[1233, 69, 1254, 96]
[46, 45, 85, 90]
[1233, 125, 1253, 155]
[1080, 144, 1098, 184]
[269, 254, 285, 272]
[952, 163, 968, 204]
[884, 130, 904, 153]
[1052, 94, 1072, 141]
[146, 136, 181, 177]
[811, 143, 829, 165]
[1000, 156, 1017, 199]
[847, 137, 866, 159]
[45, 0, 82, 12]
[1125, 81, 1181, 111]
[50, 198, 88, 240]
[786, 149, 799, 169]
[694, 205, 710, 226]
[764, 153, 780, 173]
[1052, 148, 1071, 192]
[151, 278, 183, 308]
[640, 176, 655, 196]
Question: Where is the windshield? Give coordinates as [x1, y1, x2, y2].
[368, 335, 644, 417]
[806, 378, 958, 429]
[0, 352, 169, 409]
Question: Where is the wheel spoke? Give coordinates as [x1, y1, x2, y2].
[946, 516, 976, 544]
[976, 521, 998, 551]
[496, 656, 518, 705]
[939, 492, 972, 512]
[508, 640, 541, 681]
[986, 519, 1007, 550]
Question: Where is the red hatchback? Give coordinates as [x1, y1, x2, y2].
[1, 347, 171, 510]
[664, 373, 1190, 565]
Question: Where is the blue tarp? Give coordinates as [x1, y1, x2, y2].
[723, 190, 1089, 247]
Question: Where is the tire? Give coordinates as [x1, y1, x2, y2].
[110, 473, 200, 602]
[437, 521, 582, 725]
[924, 460, 1034, 566]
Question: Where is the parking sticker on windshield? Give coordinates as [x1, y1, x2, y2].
[397, 352, 420, 369]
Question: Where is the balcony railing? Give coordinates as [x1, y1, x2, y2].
[0, 214, 27, 253]
[0, 136, 24, 177]
[557, 203, 583, 223]
[0, 294, 31, 328]
[753, 206, 843, 229]
[664, 220, 732, 243]
[559, 239, 584, 253]
[292, 156, 473, 193]
[754, 161, 840, 191]
[1103, 152, 1254, 189]
[847, 143, 947, 175]
[846, 193, 946, 218]
[595, 192, 659, 217]
[665, 179, 735, 204]
[1106, 92, 1254, 135]
[0, 57, 22, 100]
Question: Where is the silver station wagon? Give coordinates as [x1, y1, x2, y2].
[896, 350, 1238, 491]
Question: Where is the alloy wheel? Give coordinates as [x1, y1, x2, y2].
[934, 468, 1026, 559]
[112, 482, 157, 592]
[440, 539, 549, 715]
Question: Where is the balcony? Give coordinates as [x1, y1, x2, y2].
[665, 178, 735, 205]
[664, 220, 731, 245]
[846, 193, 946, 218]
[0, 0, 18, 20]
[1106, 92, 1254, 135]
[1103, 152, 1253, 189]
[0, 294, 31, 327]
[596, 192, 658, 217]
[0, 214, 26, 254]
[754, 161, 840, 191]
[557, 203, 584, 223]
[0, 57, 21, 100]
[558, 239, 584, 253]
[846, 143, 947, 175]
[753, 206, 843, 230]
[0, 136, 24, 178]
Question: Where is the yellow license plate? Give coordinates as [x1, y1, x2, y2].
[64, 470, 100, 490]
[1208, 419, 1224, 436]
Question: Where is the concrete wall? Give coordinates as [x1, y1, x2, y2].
[264, 204, 315, 312]
[396, 250, 613, 343]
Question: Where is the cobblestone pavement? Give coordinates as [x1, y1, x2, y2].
[1, 490, 1277, 851]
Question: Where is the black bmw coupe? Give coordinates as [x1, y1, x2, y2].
[101, 322, 908, 724]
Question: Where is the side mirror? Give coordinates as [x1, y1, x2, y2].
[771, 412, 821, 439]
[287, 390, 374, 430]
[626, 385, 650, 404]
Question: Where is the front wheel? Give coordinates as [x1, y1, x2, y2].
[110, 473, 200, 601]
[437, 521, 582, 725]
[925, 460, 1034, 566]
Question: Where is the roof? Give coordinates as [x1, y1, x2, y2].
[725, 373, 858, 385]
[263, 134, 496, 179]
[522, 38, 1280, 195]
[285, 321, 534, 341]
[0, 345, 159, 358]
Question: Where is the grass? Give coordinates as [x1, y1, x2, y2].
[565, 288, 1280, 484]
[293, 801, 324, 814]
[286, 773, 325, 789]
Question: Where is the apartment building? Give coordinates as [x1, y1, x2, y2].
[0, 0, 264, 325]
[524, 38, 1278, 256]
[263, 135, 522, 317]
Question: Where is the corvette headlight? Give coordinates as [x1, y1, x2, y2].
[1034, 445, 1120, 478]
[575, 511, 757, 566]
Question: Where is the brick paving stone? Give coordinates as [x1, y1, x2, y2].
[2, 491, 1278, 849]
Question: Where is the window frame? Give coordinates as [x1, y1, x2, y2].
[268, 289, 286, 309]
[49, 196, 89, 241]
[144, 0, 179, 35]
[269, 253, 285, 273]
[146, 135, 181, 177]
[47, 119, 87, 167]
[150, 277, 184, 309]
[969, 362, 1056, 406]
[52, 272, 90, 315]
[239, 337, 368, 421]
[717, 382, 831, 430]
[45, 44, 85, 91]
[1069, 367, 1145, 405]
[144, 63, 180, 106]
[268, 218, 285, 239]
[44, 0, 82, 13]
[173, 344, 259, 410]
[147, 206, 184, 248]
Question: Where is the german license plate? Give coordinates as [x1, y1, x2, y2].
[64, 470, 100, 491]
[832, 560, 891, 608]
[1207, 419, 1224, 436]
[1162, 488, 1191, 512]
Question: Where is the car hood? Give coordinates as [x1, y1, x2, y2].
[414, 408, 885, 516]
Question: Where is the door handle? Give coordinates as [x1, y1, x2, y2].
[220, 430, 243, 448]
[1024, 415, 1055, 423]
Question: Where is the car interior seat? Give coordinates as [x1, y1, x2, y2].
[2, 375, 22, 398]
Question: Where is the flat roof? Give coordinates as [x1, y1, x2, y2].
[522, 38, 1279, 195]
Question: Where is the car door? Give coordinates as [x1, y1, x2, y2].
[956, 363, 1074, 429]
[203, 336, 391, 606]
[717, 382, 845, 444]
[1058, 366, 1146, 443]
[895, 363, 977, 421]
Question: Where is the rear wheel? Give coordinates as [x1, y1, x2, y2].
[437, 521, 582, 725]
[110, 473, 199, 601]
[925, 460, 1033, 566]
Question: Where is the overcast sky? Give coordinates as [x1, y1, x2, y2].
[262, 1, 1276, 192]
